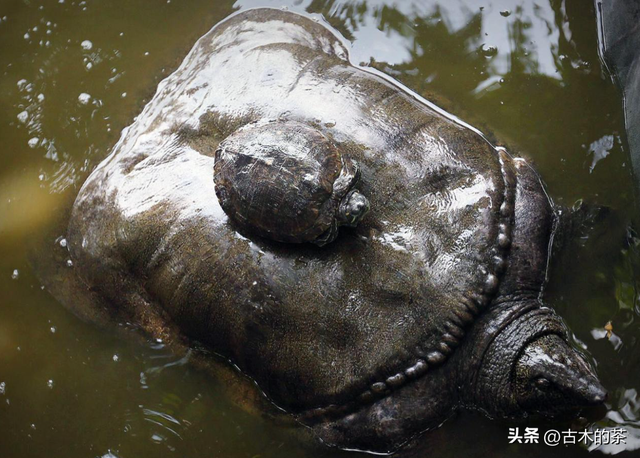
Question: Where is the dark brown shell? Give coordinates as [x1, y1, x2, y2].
[214, 121, 359, 244]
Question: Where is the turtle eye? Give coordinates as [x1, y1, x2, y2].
[533, 377, 551, 390]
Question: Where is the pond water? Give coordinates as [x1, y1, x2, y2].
[1, 0, 639, 457]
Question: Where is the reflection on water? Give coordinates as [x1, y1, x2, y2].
[0, 0, 639, 457]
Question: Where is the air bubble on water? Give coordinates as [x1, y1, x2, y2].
[37, 93, 44, 102]
[32, 26, 38, 32]
[500, 10, 511, 17]
[121, 92, 127, 98]
[500, 78, 505, 84]
[59, 237, 67, 248]
[66, 259, 73, 267]
[78, 93, 91, 104]
[140, 371, 147, 388]
[50, 326, 56, 333]
[480, 44, 498, 58]
[0, 382, 5, 395]
[113, 354, 119, 362]
[17, 111, 28, 123]
[151, 433, 165, 443]
[85, 62, 93, 70]
[24, 33, 30, 40]
[80, 39, 92, 50]
[30, 424, 36, 430]
[28, 137, 39, 148]
[119, 32, 124, 37]
[144, 51, 149, 56]
[47, 380, 54, 389]
[12, 269, 19, 280]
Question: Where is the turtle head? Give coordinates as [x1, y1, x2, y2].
[468, 306, 606, 420]
[513, 334, 607, 416]
[337, 189, 369, 227]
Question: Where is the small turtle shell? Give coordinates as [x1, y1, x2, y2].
[214, 121, 360, 245]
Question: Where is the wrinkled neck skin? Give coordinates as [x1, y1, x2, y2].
[454, 299, 565, 417]
[454, 298, 605, 422]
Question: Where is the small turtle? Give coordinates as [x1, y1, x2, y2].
[213, 121, 369, 246]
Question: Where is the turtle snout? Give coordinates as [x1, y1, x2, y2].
[582, 379, 607, 405]
[514, 334, 607, 416]
[341, 190, 370, 226]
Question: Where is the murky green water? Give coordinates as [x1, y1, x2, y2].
[1, 0, 639, 457]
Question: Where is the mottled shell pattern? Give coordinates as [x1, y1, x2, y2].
[214, 120, 369, 245]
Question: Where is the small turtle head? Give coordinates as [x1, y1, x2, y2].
[514, 334, 607, 416]
[338, 189, 370, 227]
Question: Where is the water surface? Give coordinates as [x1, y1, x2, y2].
[1, 0, 639, 457]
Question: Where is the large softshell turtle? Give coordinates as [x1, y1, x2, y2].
[64, 8, 605, 453]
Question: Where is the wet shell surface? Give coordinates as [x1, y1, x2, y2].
[214, 121, 362, 245]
